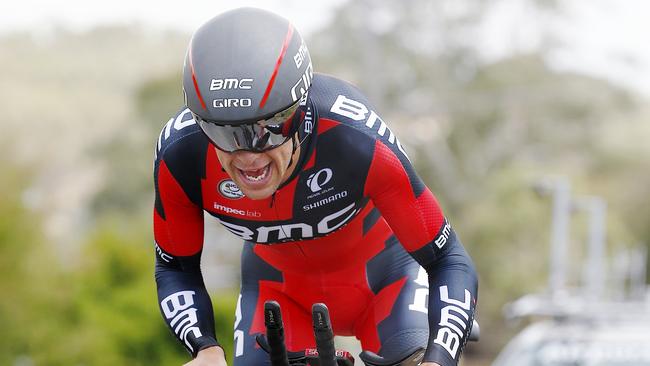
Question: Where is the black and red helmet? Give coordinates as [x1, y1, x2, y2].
[183, 8, 313, 147]
[183, 8, 313, 151]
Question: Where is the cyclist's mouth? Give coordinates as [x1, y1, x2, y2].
[237, 164, 272, 186]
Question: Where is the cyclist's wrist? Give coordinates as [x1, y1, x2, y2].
[192, 336, 221, 358]
[195, 345, 225, 359]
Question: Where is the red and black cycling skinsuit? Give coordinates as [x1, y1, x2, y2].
[153, 73, 478, 366]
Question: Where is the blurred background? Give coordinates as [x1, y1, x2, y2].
[1, 0, 649, 365]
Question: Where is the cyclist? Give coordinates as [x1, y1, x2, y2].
[154, 7, 478, 366]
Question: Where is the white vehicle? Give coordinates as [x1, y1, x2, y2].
[492, 319, 650, 366]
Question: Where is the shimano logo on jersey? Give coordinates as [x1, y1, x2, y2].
[216, 203, 358, 243]
[160, 291, 203, 352]
[210, 78, 253, 90]
[433, 286, 472, 360]
[213, 98, 252, 108]
[307, 168, 333, 192]
[303, 190, 348, 211]
[218, 180, 245, 199]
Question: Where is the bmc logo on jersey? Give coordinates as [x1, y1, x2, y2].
[216, 203, 358, 244]
[330, 95, 410, 160]
[307, 168, 333, 192]
[160, 291, 203, 353]
[434, 286, 473, 359]
[219, 180, 245, 199]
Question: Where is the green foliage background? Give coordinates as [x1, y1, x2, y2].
[0, 167, 237, 364]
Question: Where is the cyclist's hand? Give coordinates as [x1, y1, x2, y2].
[421, 363, 441, 366]
[183, 346, 227, 366]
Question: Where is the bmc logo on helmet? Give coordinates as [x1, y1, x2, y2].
[213, 98, 252, 108]
[307, 168, 333, 193]
[210, 78, 253, 90]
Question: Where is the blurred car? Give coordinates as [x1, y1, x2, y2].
[492, 318, 650, 366]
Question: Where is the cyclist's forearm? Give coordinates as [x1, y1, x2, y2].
[409, 229, 478, 366]
[155, 249, 220, 357]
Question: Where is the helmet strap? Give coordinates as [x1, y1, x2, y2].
[286, 134, 298, 170]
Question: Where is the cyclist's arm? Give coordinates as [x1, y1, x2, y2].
[365, 140, 478, 366]
[155, 249, 221, 357]
[153, 158, 221, 358]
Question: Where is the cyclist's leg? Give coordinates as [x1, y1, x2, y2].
[233, 242, 314, 365]
[355, 236, 429, 360]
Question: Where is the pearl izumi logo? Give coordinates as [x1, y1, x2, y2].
[307, 168, 333, 193]
[218, 179, 245, 199]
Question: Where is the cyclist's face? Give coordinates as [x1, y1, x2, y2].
[215, 137, 299, 200]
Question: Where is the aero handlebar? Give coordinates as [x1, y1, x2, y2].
[261, 300, 479, 366]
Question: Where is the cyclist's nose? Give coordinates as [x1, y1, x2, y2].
[232, 150, 269, 168]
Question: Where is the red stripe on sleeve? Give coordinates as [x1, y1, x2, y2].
[365, 140, 444, 252]
[154, 160, 204, 256]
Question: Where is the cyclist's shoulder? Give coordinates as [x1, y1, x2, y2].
[154, 106, 207, 164]
[310, 73, 403, 154]
[310, 73, 374, 115]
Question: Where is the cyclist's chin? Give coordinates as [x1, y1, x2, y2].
[239, 184, 277, 200]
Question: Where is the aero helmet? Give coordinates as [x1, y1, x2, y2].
[183, 8, 313, 152]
